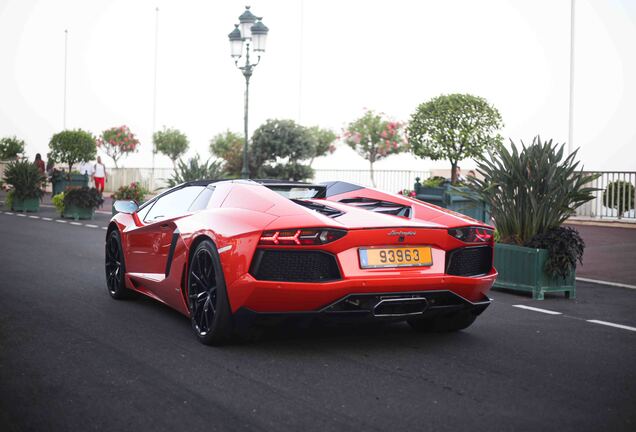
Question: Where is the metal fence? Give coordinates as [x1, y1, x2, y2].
[574, 171, 636, 221]
[312, 169, 431, 193]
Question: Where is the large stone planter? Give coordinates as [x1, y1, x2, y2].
[414, 183, 491, 223]
[63, 204, 94, 220]
[11, 197, 40, 212]
[52, 173, 89, 196]
[492, 243, 575, 300]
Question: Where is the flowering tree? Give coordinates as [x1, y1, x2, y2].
[97, 125, 140, 168]
[343, 110, 406, 187]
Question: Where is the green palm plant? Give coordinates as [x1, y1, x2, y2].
[3, 159, 46, 200]
[468, 137, 599, 245]
[167, 155, 226, 187]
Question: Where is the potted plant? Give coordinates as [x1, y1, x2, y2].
[61, 186, 104, 220]
[49, 129, 96, 196]
[3, 159, 45, 212]
[468, 137, 599, 300]
[111, 182, 148, 215]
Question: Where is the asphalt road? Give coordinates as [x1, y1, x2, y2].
[0, 209, 635, 432]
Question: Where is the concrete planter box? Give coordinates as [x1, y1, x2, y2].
[52, 173, 89, 196]
[11, 197, 40, 212]
[493, 243, 576, 300]
[63, 204, 94, 220]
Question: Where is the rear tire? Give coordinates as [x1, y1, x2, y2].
[407, 311, 477, 333]
[105, 230, 135, 299]
[187, 240, 233, 345]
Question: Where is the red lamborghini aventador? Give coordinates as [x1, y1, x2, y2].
[106, 179, 497, 345]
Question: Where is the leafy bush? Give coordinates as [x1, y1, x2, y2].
[0, 136, 25, 160]
[209, 130, 244, 178]
[52, 192, 65, 214]
[153, 127, 189, 167]
[111, 182, 148, 203]
[3, 159, 46, 200]
[251, 119, 316, 179]
[49, 129, 97, 173]
[63, 187, 104, 210]
[167, 156, 226, 187]
[261, 163, 314, 182]
[526, 226, 584, 279]
[5, 190, 13, 209]
[603, 180, 635, 217]
[408, 94, 503, 184]
[422, 176, 447, 188]
[97, 125, 140, 168]
[468, 137, 599, 245]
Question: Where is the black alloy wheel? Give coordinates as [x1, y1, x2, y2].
[187, 240, 232, 345]
[105, 230, 132, 299]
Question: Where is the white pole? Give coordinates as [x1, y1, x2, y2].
[567, 0, 576, 155]
[151, 7, 159, 177]
[63, 29, 68, 129]
[297, 0, 304, 124]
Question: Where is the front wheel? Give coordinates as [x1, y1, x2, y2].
[187, 240, 233, 345]
[105, 230, 134, 299]
[407, 311, 477, 333]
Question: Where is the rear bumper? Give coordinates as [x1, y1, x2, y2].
[227, 269, 497, 313]
[233, 290, 491, 326]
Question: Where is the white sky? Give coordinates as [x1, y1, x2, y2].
[1, 0, 635, 171]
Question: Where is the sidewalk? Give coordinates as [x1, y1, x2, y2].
[565, 223, 636, 286]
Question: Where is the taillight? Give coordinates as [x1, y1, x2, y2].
[448, 227, 494, 244]
[259, 229, 347, 246]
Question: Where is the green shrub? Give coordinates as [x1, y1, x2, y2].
[167, 155, 226, 187]
[422, 176, 447, 188]
[52, 192, 65, 214]
[49, 129, 96, 173]
[3, 159, 46, 200]
[602, 180, 635, 217]
[5, 190, 13, 209]
[0, 136, 25, 160]
[63, 187, 104, 210]
[468, 137, 599, 245]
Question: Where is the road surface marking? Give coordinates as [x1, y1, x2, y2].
[29, 215, 40, 219]
[512, 305, 562, 315]
[587, 320, 636, 332]
[56, 219, 67, 223]
[85, 224, 98, 228]
[576, 277, 636, 290]
[4, 212, 14, 215]
[42, 217, 53, 221]
[102, 227, 108, 230]
[70, 222, 82, 226]
[16, 213, 26, 217]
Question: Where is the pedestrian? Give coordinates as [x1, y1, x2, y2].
[34, 153, 45, 175]
[455, 166, 466, 183]
[93, 156, 107, 194]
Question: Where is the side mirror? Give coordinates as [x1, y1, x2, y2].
[113, 200, 139, 214]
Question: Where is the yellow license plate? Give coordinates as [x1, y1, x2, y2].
[359, 246, 433, 269]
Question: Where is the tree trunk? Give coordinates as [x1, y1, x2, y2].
[450, 161, 458, 185]
[370, 159, 376, 188]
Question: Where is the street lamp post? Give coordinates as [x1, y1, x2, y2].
[228, 6, 269, 179]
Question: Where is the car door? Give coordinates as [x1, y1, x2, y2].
[125, 186, 205, 276]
